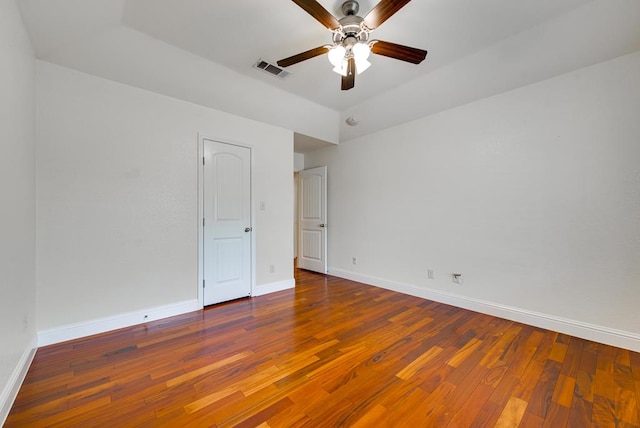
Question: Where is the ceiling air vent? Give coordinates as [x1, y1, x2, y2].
[253, 59, 291, 79]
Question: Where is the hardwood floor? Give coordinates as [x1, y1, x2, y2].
[6, 269, 640, 427]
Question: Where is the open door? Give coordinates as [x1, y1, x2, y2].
[297, 166, 327, 273]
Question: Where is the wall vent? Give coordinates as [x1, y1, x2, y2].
[253, 59, 291, 79]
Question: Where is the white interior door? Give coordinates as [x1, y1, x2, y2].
[203, 140, 252, 305]
[298, 166, 327, 273]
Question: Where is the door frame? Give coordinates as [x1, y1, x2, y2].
[197, 134, 256, 308]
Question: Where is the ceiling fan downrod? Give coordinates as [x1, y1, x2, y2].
[342, 1, 360, 16]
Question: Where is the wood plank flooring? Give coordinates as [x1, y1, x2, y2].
[6, 269, 640, 427]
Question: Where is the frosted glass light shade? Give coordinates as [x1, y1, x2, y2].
[333, 60, 348, 76]
[328, 45, 346, 66]
[352, 42, 371, 61]
[355, 58, 371, 74]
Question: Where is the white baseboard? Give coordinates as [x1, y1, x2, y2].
[329, 268, 640, 353]
[0, 336, 37, 426]
[36, 279, 298, 347]
[38, 299, 199, 347]
[253, 278, 296, 297]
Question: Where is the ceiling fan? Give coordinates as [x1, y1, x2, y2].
[277, 0, 428, 90]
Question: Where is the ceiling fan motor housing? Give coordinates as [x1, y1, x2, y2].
[339, 15, 364, 32]
[334, 14, 368, 46]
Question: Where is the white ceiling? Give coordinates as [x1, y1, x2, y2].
[119, 0, 594, 111]
[17, 0, 640, 148]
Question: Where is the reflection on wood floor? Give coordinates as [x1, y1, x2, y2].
[6, 268, 640, 427]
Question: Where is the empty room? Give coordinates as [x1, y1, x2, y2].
[2, 0, 640, 426]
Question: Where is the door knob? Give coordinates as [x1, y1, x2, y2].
[319, 224, 326, 228]
[244, 227, 252, 232]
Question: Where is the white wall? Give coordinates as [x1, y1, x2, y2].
[0, 0, 37, 421]
[19, 19, 340, 144]
[36, 61, 293, 332]
[293, 153, 305, 172]
[306, 51, 640, 347]
[339, 1, 640, 142]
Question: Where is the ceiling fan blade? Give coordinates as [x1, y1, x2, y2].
[363, 0, 412, 30]
[370, 40, 427, 64]
[341, 57, 355, 90]
[277, 46, 330, 68]
[290, 0, 340, 30]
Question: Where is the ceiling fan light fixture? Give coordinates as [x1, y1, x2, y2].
[333, 61, 349, 76]
[353, 42, 371, 74]
[328, 45, 346, 67]
[355, 58, 370, 74]
[352, 42, 370, 61]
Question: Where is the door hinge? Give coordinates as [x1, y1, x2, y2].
[203, 218, 205, 227]
[203, 279, 205, 288]
[203, 157, 205, 165]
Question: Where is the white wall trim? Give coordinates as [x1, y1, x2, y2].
[197, 134, 205, 308]
[37, 299, 199, 347]
[0, 336, 37, 426]
[329, 268, 640, 353]
[253, 279, 296, 297]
